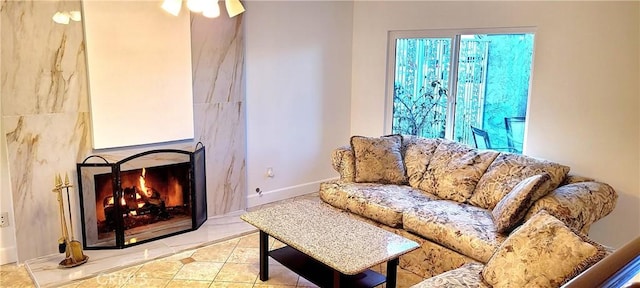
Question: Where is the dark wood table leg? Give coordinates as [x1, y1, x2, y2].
[386, 257, 399, 288]
[259, 230, 269, 281]
[333, 270, 341, 288]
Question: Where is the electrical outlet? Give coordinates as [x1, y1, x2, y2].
[0, 212, 9, 228]
[266, 167, 274, 178]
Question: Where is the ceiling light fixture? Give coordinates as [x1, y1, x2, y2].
[224, 0, 245, 18]
[52, 12, 70, 24]
[202, 1, 221, 18]
[161, 0, 244, 18]
[69, 10, 82, 22]
[161, 0, 182, 16]
[186, 0, 205, 13]
[52, 10, 82, 25]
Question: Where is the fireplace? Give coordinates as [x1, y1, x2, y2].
[77, 146, 207, 249]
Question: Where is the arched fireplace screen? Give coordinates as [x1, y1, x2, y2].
[77, 145, 206, 249]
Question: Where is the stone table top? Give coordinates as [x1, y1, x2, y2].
[240, 199, 419, 275]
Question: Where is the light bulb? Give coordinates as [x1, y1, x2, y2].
[225, 0, 245, 17]
[69, 10, 81, 21]
[161, 0, 182, 16]
[52, 12, 70, 24]
[202, 0, 220, 18]
[187, 0, 205, 13]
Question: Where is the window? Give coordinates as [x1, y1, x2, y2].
[387, 29, 535, 154]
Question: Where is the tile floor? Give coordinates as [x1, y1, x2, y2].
[1, 193, 426, 288]
[1, 232, 425, 287]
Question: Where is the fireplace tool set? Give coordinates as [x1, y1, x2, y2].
[53, 173, 88, 268]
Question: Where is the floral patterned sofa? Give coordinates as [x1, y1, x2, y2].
[319, 135, 618, 285]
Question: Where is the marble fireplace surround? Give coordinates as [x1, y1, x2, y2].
[1, 0, 247, 263]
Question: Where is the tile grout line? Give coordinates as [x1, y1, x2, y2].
[216, 237, 241, 285]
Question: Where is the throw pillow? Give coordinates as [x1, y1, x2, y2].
[403, 137, 440, 189]
[524, 181, 617, 233]
[492, 173, 552, 233]
[561, 174, 595, 186]
[469, 153, 570, 209]
[350, 135, 407, 184]
[418, 139, 499, 202]
[482, 210, 607, 288]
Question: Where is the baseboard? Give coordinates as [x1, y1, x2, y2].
[247, 177, 336, 208]
[0, 246, 17, 265]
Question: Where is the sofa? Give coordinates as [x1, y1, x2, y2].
[318, 134, 618, 286]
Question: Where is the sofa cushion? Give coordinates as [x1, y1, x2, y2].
[404, 137, 440, 189]
[417, 140, 499, 202]
[469, 153, 570, 209]
[492, 173, 552, 233]
[351, 135, 407, 184]
[403, 200, 506, 263]
[339, 209, 481, 279]
[319, 180, 439, 227]
[482, 210, 607, 288]
[411, 263, 488, 288]
[397, 229, 481, 279]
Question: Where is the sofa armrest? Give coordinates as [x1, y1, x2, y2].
[331, 145, 355, 182]
[524, 181, 618, 234]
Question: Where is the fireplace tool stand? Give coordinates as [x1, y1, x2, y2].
[53, 173, 88, 268]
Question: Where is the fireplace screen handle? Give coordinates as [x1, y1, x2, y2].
[81, 155, 111, 164]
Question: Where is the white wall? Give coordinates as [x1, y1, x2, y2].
[351, 1, 639, 248]
[245, 1, 353, 206]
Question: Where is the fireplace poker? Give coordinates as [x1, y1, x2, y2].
[63, 174, 75, 245]
[52, 175, 66, 253]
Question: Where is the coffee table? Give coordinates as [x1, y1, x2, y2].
[240, 199, 419, 288]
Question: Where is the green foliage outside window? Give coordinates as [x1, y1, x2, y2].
[392, 79, 448, 138]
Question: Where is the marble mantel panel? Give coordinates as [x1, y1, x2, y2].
[193, 102, 246, 215]
[191, 14, 245, 104]
[1, 1, 246, 262]
[3, 113, 92, 262]
[0, 0, 88, 116]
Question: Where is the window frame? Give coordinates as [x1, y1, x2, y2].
[385, 27, 537, 151]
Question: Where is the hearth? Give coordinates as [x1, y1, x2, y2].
[77, 145, 207, 249]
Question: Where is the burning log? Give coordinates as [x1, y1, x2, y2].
[119, 186, 170, 218]
[102, 186, 171, 231]
[124, 186, 171, 219]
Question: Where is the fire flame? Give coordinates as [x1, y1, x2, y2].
[106, 196, 126, 206]
[139, 168, 151, 197]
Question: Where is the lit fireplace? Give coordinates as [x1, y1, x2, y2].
[77, 146, 207, 249]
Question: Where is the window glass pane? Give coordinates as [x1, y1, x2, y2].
[389, 32, 534, 154]
[392, 38, 451, 138]
[455, 34, 534, 154]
